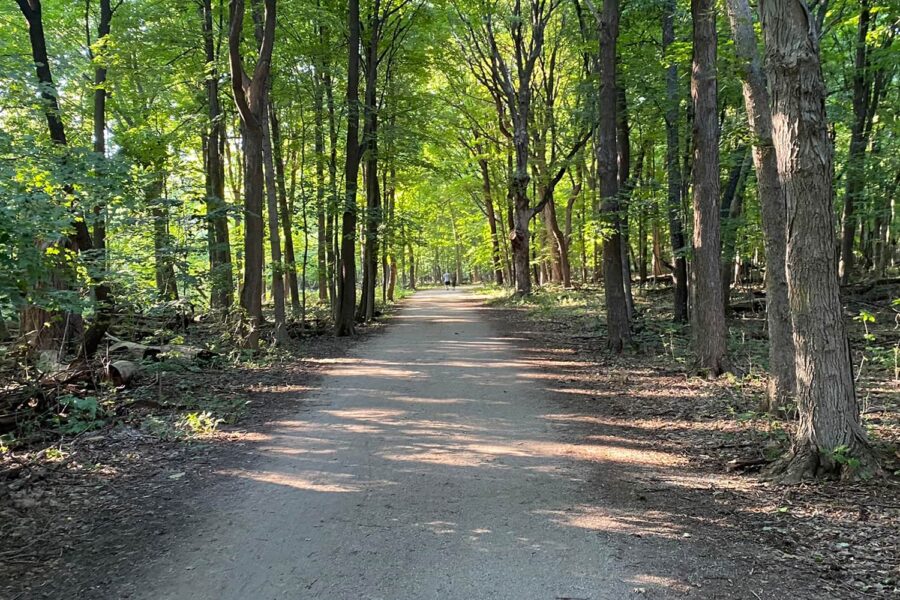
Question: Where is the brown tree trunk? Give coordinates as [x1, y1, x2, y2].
[598, 0, 630, 352]
[761, 0, 876, 480]
[719, 145, 750, 306]
[662, 0, 688, 323]
[479, 156, 504, 286]
[262, 99, 289, 344]
[690, 0, 728, 374]
[270, 101, 301, 316]
[150, 174, 178, 301]
[228, 0, 275, 349]
[838, 0, 871, 285]
[313, 74, 329, 303]
[323, 61, 340, 315]
[335, 0, 361, 336]
[202, 0, 234, 311]
[724, 0, 796, 410]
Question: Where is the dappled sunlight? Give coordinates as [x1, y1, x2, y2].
[223, 468, 368, 493]
[625, 573, 692, 593]
[537, 505, 686, 539]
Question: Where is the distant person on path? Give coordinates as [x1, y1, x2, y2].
[443, 272, 451, 289]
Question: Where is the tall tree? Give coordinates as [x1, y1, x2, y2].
[596, 0, 630, 351]
[761, 0, 876, 479]
[228, 0, 276, 349]
[723, 0, 795, 409]
[201, 0, 234, 311]
[689, 0, 727, 374]
[661, 0, 688, 323]
[335, 0, 362, 336]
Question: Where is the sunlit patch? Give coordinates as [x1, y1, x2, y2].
[421, 520, 456, 534]
[222, 468, 363, 493]
[537, 505, 685, 539]
[626, 574, 692, 593]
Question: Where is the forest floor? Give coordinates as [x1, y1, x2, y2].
[480, 280, 900, 598]
[1, 285, 897, 599]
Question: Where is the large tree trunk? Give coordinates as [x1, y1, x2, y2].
[202, 0, 234, 311]
[662, 0, 688, 323]
[598, 0, 630, 352]
[724, 0, 795, 410]
[15, 0, 96, 354]
[228, 0, 275, 349]
[761, 0, 876, 480]
[335, 0, 361, 336]
[689, 0, 728, 375]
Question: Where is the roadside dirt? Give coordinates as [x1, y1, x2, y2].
[488, 294, 899, 599]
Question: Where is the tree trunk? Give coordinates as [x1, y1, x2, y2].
[662, 0, 688, 323]
[690, 0, 728, 374]
[270, 100, 301, 316]
[719, 145, 750, 306]
[202, 0, 234, 311]
[479, 156, 504, 286]
[598, 0, 630, 351]
[761, 0, 876, 480]
[150, 174, 178, 301]
[724, 0, 795, 410]
[262, 100, 289, 344]
[314, 73, 329, 303]
[335, 0, 361, 336]
[228, 0, 276, 349]
[323, 61, 340, 315]
[838, 0, 871, 285]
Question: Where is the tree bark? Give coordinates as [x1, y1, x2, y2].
[598, 0, 630, 352]
[335, 0, 361, 336]
[724, 0, 796, 410]
[314, 73, 329, 303]
[228, 0, 276, 349]
[150, 174, 178, 301]
[202, 0, 234, 311]
[478, 154, 504, 286]
[690, 0, 728, 375]
[761, 0, 876, 480]
[262, 99, 289, 344]
[662, 0, 688, 323]
[270, 101, 301, 316]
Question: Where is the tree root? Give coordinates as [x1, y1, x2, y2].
[765, 439, 881, 484]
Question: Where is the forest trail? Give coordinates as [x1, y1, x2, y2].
[120, 290, 816, 600]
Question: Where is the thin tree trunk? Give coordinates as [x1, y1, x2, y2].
[150, 174, 178, 301]
[838, 0, 871, 284]
[262, 99, 289, 344]
[662, 0, 688, 322]
[719, 145, 750, 306]
[202, 0, 234, 311]
[314, 72, 329, 303]
[270, 100, 301, 316]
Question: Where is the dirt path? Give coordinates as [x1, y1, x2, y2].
[117, 290, 826, 599]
